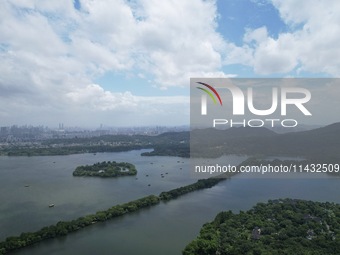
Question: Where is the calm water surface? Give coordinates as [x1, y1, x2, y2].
[1, 151, 339, 254]
[0, 149, 197, 239]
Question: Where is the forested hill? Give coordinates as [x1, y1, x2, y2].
[191, 122, 340, 160]
[0, 131, 190, 157]
[2, 122, 340, 159]
[183, 199, 340, 255]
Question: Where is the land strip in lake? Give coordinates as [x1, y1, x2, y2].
[0, 173, 232, 254]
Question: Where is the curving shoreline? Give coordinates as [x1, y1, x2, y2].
[183, 199, 340, 255]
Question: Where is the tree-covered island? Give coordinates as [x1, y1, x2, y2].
[73, 161, 137, 177]
[183, 199, 340, 255]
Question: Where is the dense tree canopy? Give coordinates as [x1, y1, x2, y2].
[183, 199, 340, 255]
[73, 161, 137, 177]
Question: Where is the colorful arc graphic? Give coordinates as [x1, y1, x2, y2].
[196, 82, 223, 105]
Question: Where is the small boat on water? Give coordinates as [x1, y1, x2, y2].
[49, 204, 55, 208]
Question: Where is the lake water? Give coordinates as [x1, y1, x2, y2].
[1, 150, 339, 254]
[0, 149, 199, 240]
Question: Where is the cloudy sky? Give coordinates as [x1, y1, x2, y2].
[1, 0, 340, 127]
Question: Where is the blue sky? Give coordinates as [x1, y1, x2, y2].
[93, 0, 332, 97]
[0, 0, 339, 127]
[95, 0, 289, 96]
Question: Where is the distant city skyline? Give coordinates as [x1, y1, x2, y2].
[0, 123, 189, 143]
[1, 0, 340, 127]
[0, 123, 189, 131]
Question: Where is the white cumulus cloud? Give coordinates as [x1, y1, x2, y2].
[226, 0, 340, 76]
[0, 0, 225, 126]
